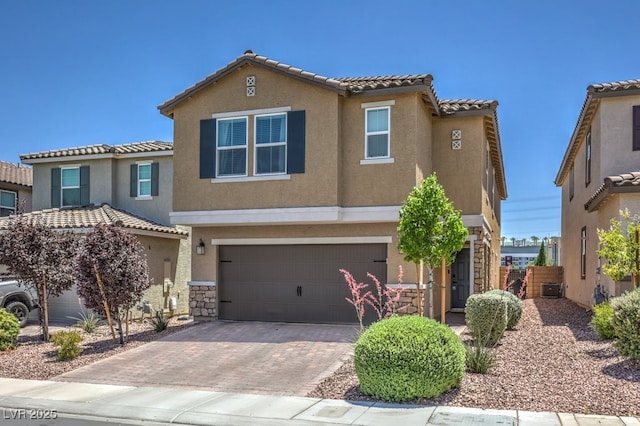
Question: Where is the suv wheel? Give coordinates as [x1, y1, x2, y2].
[6, 301, 29, 327]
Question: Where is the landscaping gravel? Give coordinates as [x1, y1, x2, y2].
[0, 317, 194, 380]
[307, 298, 640, 416]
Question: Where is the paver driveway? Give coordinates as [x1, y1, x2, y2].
[54, 321, 358, 396]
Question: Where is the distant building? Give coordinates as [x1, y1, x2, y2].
[500, 236, 561, 268]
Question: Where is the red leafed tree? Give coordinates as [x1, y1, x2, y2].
[75, 223, 151, 345]
[0, 218, 77, 341]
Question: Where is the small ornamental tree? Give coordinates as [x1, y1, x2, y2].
[75, 224, 152, 344]
[534, 241, 547, 266]
[598, 209, 640, 289]
[397, 174, 468, 318]
[0, 218, 77, 341]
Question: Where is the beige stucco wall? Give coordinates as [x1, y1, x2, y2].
[114, 155, 173, 225]
[599, 96, 640, 178]
[171, 64, 341, 211]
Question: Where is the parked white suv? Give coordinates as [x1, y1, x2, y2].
[0, 279, 38, 327]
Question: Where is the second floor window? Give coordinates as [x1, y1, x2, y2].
[365, 107, 390, 158]
[585, 129, 591, 186]
[61, 167, 80, 207]
[217, 117, 248, 177]
[0, 190, 16, 216]
[569, 163, 575, 201]
[581, 226, 587, 279]
[138, 163, 152, 197]
[130, 162, 159, 198]
[255, 113, 286, 175]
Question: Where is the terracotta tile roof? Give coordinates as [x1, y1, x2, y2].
[21, 141, 172, 161]
[0, 161, 32, 187]
[584, 172, 640, 212]
[556, 79, 640, 186]
[439, 99, 498, 114]
[334, 75, 433, 93]
[0, 203, 188, 238]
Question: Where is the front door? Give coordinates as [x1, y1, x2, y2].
[451, 248, 470, 309]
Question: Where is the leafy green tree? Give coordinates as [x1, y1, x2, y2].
[397, 173, 468, 318]
[534, 241, 547, 266]
[0, 218, 77, 341]
[598, 209, 640, 288]
[75, 224, 152, 344]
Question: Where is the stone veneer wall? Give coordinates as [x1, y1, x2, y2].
[188, 282, 217, 320]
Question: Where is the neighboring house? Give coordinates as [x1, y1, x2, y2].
[555, 79, 640, 307]
[0, 161, 32, 216]
[158, 51, 507, 323]
[1, 141, 191, 321]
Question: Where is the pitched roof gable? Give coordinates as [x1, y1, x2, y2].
[584, 171, 640, 212]
[0, 203, 188, 239]
[555, 79, 640, 186]
[0, 161, 32, 188]
[21, 141, 172, 163]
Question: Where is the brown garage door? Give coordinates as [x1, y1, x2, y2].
[219, 244, 387, 324]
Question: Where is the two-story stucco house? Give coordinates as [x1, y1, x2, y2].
[159, 51, 507, 323]
[3, 142, 191, 321]
[555, 79, 640, 308]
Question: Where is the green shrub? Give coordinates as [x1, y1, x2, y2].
[610, 290, 640, 359]
[465, 293, 508, 346]
[50, 330, 83, 361]
[486, 289, 523, 329]
[151, 310, 169, 332]
[465, 343, 495, 374]
[0, 308, 20, 351]
[354, 315, 465, 401]
[590, 301, 615, 340]
[68, 310, 100, 333]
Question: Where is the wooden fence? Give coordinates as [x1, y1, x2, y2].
[499, 266, 564, 299]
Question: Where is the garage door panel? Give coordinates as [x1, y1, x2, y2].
[219, 244, 387, 324]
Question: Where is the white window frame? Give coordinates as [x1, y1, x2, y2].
[0, 190, 16, 216]
[364, 106, 391, 159]
[137, 162, 152, 198]
[61, 166, 80, 207]
[253, 112, 287, 176]
[216, 116, 248, 178]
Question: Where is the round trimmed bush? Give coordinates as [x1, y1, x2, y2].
[465, 293, 508, 346]
[0, 308, 20, 351]
[354, 315, 465, 401]
[487, 289, 523, 329]
[610, 290, 640, 358]
[590, 301, 615, 340]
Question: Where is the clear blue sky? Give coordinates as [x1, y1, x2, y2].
[2, 0, 639, 240]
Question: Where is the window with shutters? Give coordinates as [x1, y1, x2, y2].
[217, 117, 248, 177]
[61, 167, 81, 207]
[130, 162, 159, 198]
[0, 190, 16, 216]
[255, 113, 286, 175]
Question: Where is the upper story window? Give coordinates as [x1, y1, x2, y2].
[365, 107, 390, 159]
[217, 117, 248, 177]
[580, 226, 587, 279]
[61, 167, 80, 207]
[130, 162, 159, 198]
[51, 165, 89, 208]
[585, 129, 591, 186]
[569, 163, 574, 201]
[255, 113, 286, 175]
[0, 190, 16, 216]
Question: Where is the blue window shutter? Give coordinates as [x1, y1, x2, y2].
[633, 105, 640, 151]
[79, 165, 90, 205]
[287, 110, 305, 174]
[130, 164, 137, 197]
[51, 168, 61, 208]
[151, 162, 159, 196]
[200, 119, 217, 178]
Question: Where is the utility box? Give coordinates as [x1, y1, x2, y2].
[542, 283, 561, 298]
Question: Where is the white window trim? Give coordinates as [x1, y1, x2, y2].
[212, 106, 291, 119]
[211, 175, 291, 184]
[361, 100, 396, 108]
[364, 106, 391, 160]
[60, 165, 80, 207]
[360, 158, 395, 165]
[137, 162, 152, 198]
[253, 112, 287, 176]
[216, 116, 248, 178]
[0, 190, 16, 214]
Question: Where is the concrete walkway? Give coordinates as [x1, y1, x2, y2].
[0, 378, 638, 425]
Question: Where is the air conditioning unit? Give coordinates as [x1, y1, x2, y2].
[542, 283, 561, 298]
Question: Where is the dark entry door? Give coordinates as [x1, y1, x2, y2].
[219, 244, 387, 324]
[451, 248, 470, 309]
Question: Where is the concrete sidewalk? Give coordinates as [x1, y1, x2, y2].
[1, 378, 638, 426]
